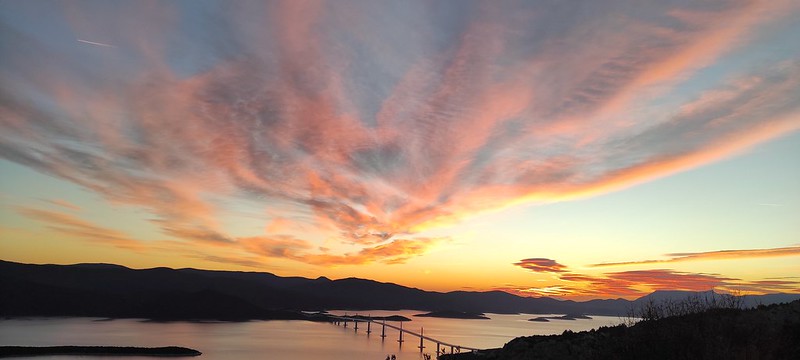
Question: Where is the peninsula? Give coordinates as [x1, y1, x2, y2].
[415, 311, 490, 320]
[0, 346, 201, 358]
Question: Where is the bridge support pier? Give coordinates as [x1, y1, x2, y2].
[330, 315, 479, 355]
[418, 327, 425, 351]
[398, 322, 404, 343]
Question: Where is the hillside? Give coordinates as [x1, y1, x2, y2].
[442, 300, 800, 360]
[2, 260, 798, 321]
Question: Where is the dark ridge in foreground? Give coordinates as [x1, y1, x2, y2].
[442, 300, 800, 360]
[0, 346, 201, 358]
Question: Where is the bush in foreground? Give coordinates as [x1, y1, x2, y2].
[443, 299, 800, 360]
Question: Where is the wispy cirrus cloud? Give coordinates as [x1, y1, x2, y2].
[2, 1, 799, 265]
[42, 199, 82, 212]
[16, 206, 144, 251]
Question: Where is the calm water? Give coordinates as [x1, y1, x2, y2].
[0, 311, 620, 359]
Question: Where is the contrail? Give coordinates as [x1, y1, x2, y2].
[77, 38, 115, 48]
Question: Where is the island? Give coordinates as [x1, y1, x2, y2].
[346, 314, 413, 322]
[529, 314, 592, 322]
[0, 346, 201, 357]
[414, 311, 490, 319]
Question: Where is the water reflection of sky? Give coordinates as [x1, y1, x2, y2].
[0, 313, 621, 359]
[327, 309, 621, 349]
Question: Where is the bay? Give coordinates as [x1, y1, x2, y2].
[0, 311, 621, 359]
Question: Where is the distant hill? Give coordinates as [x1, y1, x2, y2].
[1, 260, 798, 320]
[442, 299, 800, 360]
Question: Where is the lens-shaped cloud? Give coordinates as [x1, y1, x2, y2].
[514, 258, 569, 273]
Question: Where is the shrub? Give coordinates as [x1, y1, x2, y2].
[626, 291, 743, 323]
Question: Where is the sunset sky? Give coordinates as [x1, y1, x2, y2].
[1, 0, 799, 300]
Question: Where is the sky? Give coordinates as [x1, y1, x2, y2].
[1, 0, 799, 300]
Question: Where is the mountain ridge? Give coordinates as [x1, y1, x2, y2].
[2, 260, 798, 321]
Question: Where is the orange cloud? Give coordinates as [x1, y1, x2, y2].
[592, 246, 800, 267]
[265, 217, 294, 234]
[511, 269, 741, 300]
[606, 269, 735, 292]
[511, 256, 800, 299]
[241, 235, 447, 266]
[239, 235, 314, 258]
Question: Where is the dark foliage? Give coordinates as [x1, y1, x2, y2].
[443, 300, 800, 360]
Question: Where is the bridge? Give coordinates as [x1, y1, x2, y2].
[327, 314, 482, 358]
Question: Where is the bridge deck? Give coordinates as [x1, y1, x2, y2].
[328, 315, 482, 352]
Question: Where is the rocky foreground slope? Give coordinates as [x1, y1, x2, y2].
[443, 300, 800, 360]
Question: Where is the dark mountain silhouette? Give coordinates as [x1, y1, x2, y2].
[2, 260, 798, 321]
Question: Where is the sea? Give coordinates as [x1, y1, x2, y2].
[0, 310, 621, 359]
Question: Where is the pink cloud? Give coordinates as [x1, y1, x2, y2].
[265, 217, 294, 234]
[1, 1, 799, 265]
